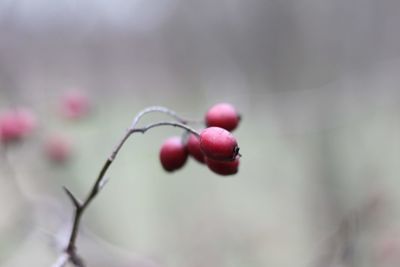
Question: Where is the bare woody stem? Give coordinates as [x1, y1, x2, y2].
[129, 106, 194, 128]
[111, 106, 201, 161]
[53, 107, 200, 267]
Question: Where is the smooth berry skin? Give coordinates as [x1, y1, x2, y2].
[159, 137, 188, 172]
[205, 156, 239, 176]
[186, 133, 205, 163]
[199, 127, 239, 161]
[205, 103, 240, 132]
[45, 135, 72, 163]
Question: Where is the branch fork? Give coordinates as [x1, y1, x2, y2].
[52, 107, 200, 267]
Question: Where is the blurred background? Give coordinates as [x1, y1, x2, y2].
[1, 0, 400, 266]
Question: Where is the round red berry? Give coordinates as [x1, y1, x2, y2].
[205, 103, 240, 131]
[159, 137, 188, 172]
[186, 133, 205, 163]
[206, 156, 239, 176]
[199, 127, 239, 161]
[45, 134, 72, 163]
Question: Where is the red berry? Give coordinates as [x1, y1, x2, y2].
[159, 137, 188, 172]
[205, 156, 239, 176]
[186, 133, 205, 163]
[205, 103, 240, 131]
[199, 127, 239, 161]
[0, 108, 37, 143]
[60, 90, 90, 119]
[45, 135, 72, 163]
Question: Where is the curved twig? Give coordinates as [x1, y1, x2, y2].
[111, 106, 200, 161]
[52, 110, 200, 267]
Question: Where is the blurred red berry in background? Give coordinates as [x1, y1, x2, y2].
[45, 134, 72, 163]
[60, 90, 90, 120]
[0, 108, 37, 143]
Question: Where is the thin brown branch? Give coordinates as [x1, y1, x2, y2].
[110, 106, 198, 161]
[130, 121, 200, 136]
[129, 105, 202, 129]
[52, 107, 200, 267]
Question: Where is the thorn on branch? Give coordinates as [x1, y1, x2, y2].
[63, 187, 82, 209]
[52, 108, 202, 267]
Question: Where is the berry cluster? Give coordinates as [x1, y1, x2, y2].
[159, 103, 241, 176]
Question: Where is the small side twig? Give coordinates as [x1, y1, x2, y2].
[63, 187, 82, 209]
[52, 107, 200, 267]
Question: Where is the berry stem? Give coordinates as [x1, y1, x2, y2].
[130, 121, 199, 135]
[52, 109, 200, 267]
[129, 105, 202, 129]
[111, 106, 200, 161]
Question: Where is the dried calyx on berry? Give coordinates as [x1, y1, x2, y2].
[156, 105, 241, 175]
[50, 104, 244, 266]
[199, 127, 239, 161]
